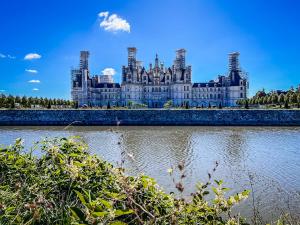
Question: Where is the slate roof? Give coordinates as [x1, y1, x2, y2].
[94, 83, 121, 88]
[192, 82, 222, 88]
[229, 70, 242, 86]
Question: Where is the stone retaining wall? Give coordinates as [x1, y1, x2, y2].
[0, 109, 300, 126]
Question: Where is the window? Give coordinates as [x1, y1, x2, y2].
[240, 93, 243, 98]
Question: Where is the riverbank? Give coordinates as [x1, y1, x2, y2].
[0, 109, 300, 126]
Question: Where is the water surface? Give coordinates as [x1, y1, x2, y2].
[0, 126, 299, 223]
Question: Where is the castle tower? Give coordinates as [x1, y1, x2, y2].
[80, 51, 89, 70]
[174, 49, 186, 69]
[228, 52, 240, 71]
[128, 47, 137, 68]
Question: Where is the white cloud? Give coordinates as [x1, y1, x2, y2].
[98, 11, 130, 33]
[7, 55, 16, 59]
[99, 11, 109, 17]
[0, 53, 16, 59]
[24, 53, 42, 60]
[102, 68, 116, 76]
[28, 80, 41, 83]
[25, 69, 38, 74]
[32, 88, 39, 91]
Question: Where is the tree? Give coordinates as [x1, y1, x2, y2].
[249, 98, 254, 105]
[74, 101, 79, 109]
[263, 96, 268, 105]
[47, 101, 51, 109]
[10, 99, 15, 109]
[289, 93, 297, 105]
[128, 101, 133, 109]
[208, 103, 211, 108]
[185, 101, 189, 109]
[15, 96, 21, 104]
[284, 100, 289, 109]
[21, 96, 28, 108]
[218, 102, 222, 109]
[0, 94, 5, 108]
[267, 96, 272, 104]
[28, 97, 33, 107]
[107, 101, 111, 109]
[278, 94, 284, 104]
[245, 100, 249, 109]
[272, 94, 278, 104]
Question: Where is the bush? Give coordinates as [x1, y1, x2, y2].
[0, 137, 250, 225]
[163, 100, 173, 109]
[245, 100, 249, 109]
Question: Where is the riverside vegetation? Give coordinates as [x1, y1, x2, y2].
[236, 88, 300, 109]
[0, 137, 254, 225]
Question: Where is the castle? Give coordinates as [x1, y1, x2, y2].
[71, 48, 248, 107]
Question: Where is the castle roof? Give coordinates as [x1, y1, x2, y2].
[193, 82, 222, 88]
[94, 83, 121, 88]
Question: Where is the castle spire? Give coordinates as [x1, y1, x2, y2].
[155, 53, 159, 68]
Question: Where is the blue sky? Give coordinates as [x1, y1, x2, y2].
[0, 0, 299, 99]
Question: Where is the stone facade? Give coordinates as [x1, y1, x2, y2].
[71, 48, 248, 107]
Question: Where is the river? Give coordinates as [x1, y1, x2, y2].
[0, 126, 299, 223]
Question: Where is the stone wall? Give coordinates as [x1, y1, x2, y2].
[0, 109, 300, 126]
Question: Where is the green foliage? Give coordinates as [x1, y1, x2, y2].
[0, 94, 72, 109]
[244, 100, 249, 109]
[126, 101, 147, 109]
[0, 137, 251, 225]
[246, 87, 300, 109]
[163, 100, 173, 109]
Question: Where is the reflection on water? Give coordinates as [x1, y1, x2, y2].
[0, 126, 300, 223]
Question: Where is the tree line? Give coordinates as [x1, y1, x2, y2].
[237, 87, 300, 109]
[0, 94, 74, 109]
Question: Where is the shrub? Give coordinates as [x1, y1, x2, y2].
[163, 100, 173, 109]
[245, 100, 249, 109]
[0, 137, 250, 225]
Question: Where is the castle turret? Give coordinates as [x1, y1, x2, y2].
[228, 52, 240, 71]
[174, 49, 186, 69]
[128, 47, 137, 68]
[80, 51, 89, 70]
